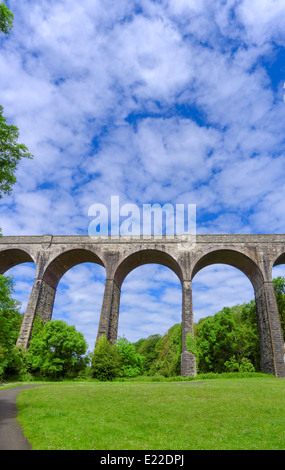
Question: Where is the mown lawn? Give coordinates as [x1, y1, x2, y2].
[16, 377, 285, 450]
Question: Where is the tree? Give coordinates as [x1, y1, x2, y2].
[27, 320, 88, 379]
[149, 324, 182, 377]
[235, 301, 260, 369]
[273, 276, 285, 339]
[0, 105, 34, 198]
[116, 337, 144, 377]
[0, 274, 23, 377]
[91, 335, 121, 381]
[194, 303, 260, 373]
[194, 309, 236, 373]
[0, 1, 13, 35]
[135, 334, 161, 372]
[224, 355, 255, 373]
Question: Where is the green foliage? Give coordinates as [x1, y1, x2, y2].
[149, 324, 182, 377]
[194, 302, 260, 373]
[135, 334, 161, 372]
[273, 276, 285, 339]
[239, 358, 256, 373]
[224, 355, 240, 372]
[0, 274, 23, 378]
[3, 346, 29, 379]
[236, 300, 261, 367]
[186, 332, 198, 355]
[116, 337, 144, 377]
[0, 2, 13, 35]
[224, 355, 255, 373]
[27, 320, 88, 379]
[91, 335, 120, 381]
[195, 308, 234, 373]
[0, 105, 34, 198]
[30, 312, 45, 339]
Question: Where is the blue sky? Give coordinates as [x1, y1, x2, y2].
[1, 0, 285, 350]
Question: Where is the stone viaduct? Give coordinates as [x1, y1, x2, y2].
[0, 233, 285, 378]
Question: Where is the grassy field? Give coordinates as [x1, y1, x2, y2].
[16, 376, 285, 450]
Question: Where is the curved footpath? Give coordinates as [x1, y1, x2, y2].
[0, 385, 40, 450]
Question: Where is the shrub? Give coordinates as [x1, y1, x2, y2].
[116, 337, 144, 377]
[91, 335, 120, 381]
[224, 355, 255, 373]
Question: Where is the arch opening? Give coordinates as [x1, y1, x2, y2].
[191, 249, 263, 291]
[0, 248, 36, 322]
[52, 262, 106, 352]
[191, 251, 262, 373]
[0, 248, 34, 275]
[3, 260, 37, 321]
[114, 249, 183, 289]
[118, 263, 182, 345]
[192, 264, 255, 323]
[42, 248, 105, 290]
[113, 250, 183, 375]
[273, 252, 285, 268]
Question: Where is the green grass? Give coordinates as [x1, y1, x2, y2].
[16, 377, 285, 450]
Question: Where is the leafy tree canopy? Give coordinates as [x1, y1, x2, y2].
[135, 334, 161, 372]
[116, 337, 144, 377]
[91, 334, 121, 381]
[194, 302, 260, 373]
[0, 105, 34, 198]
[0, 274, 23, 377]
[148, 324, 182, 377]
[0, 1, 13, 35]
[27, 320, 88, 378]
[273, 276, 285, 338]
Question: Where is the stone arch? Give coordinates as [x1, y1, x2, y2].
[0, 247, 35, 275]
[113, 248, 183, 288]
[191, 248, 264, 291]
[191, 248, 285, 377]
[272, 251, 285, 270]
[0, 248, 37, 350]
[101, 248, 195, 375]
[42, 247, 105, 290]
[17, 248, 106, 349]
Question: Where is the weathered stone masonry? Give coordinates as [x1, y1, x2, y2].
[0, 234, 285, 378]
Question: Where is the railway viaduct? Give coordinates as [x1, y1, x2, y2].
[0, 233, 285, 378]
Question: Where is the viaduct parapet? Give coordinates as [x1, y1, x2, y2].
[1, 234, 285, 377]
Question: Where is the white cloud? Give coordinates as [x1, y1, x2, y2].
[237, 0, 285, 45]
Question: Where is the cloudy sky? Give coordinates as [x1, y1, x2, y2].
[1, 0, 285, 350]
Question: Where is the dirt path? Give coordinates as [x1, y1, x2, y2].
[0, 385, 40, 450]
